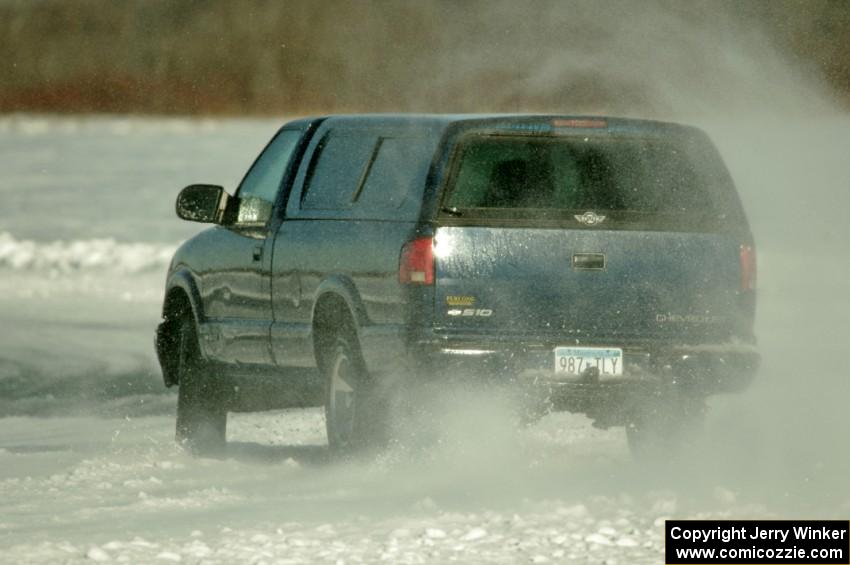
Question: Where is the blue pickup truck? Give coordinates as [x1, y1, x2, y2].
[155, 114, 759, 456]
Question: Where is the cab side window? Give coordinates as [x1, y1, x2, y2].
[236, 129, 302, 224]
[356, 137, 434, 216]
[301, 131, 378, 211]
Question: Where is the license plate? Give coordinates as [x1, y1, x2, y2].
[554, 347, 623, 376]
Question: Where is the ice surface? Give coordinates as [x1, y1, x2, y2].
[0, 116, 279, 419]
[0, 115, 278, 243]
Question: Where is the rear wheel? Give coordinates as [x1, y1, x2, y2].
[175, 315, 227, 456]
[324, 335, 387, 454]
[626, 394, 705, 459]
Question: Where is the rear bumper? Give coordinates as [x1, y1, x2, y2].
[409, 337, 759, 396]
[403, 337, 757, 426]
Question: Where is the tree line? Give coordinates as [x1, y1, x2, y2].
[1, 0, 847, 115]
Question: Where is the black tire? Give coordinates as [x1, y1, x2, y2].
[175, 315, 227, 456]
[626, 394, 706, 460]
[323, 335, 388, 454]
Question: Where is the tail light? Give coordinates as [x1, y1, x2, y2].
[739, 244, 756, 291]
[399, 237, 434, 285]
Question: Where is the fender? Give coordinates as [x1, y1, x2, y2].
[163, 267, 204, 325]
[309, 275, 408, 383]
[311, 275, 370, 338]
[156, 268, 205, 387]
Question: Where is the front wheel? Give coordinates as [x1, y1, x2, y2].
[174, 315, 227, 456]
[324, 336, 387, 454]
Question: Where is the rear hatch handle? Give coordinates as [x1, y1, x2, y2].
[572, 253, 606, 270]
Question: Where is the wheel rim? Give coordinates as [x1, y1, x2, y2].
[328, 348, 356, 448]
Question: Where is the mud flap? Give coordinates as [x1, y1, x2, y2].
[155, 321, 179, 387]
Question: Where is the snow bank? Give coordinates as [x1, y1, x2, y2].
[0, 232, 176, 274]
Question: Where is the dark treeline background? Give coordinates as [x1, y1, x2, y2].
[1, 0, 848, 115]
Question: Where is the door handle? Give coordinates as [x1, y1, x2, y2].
[572, 253, 606, 270]
[252, 245, 263, 262]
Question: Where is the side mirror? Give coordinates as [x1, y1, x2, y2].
[176, 184, 230, 223]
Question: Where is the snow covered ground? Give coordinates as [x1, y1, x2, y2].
[0, 115, 848, 563]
